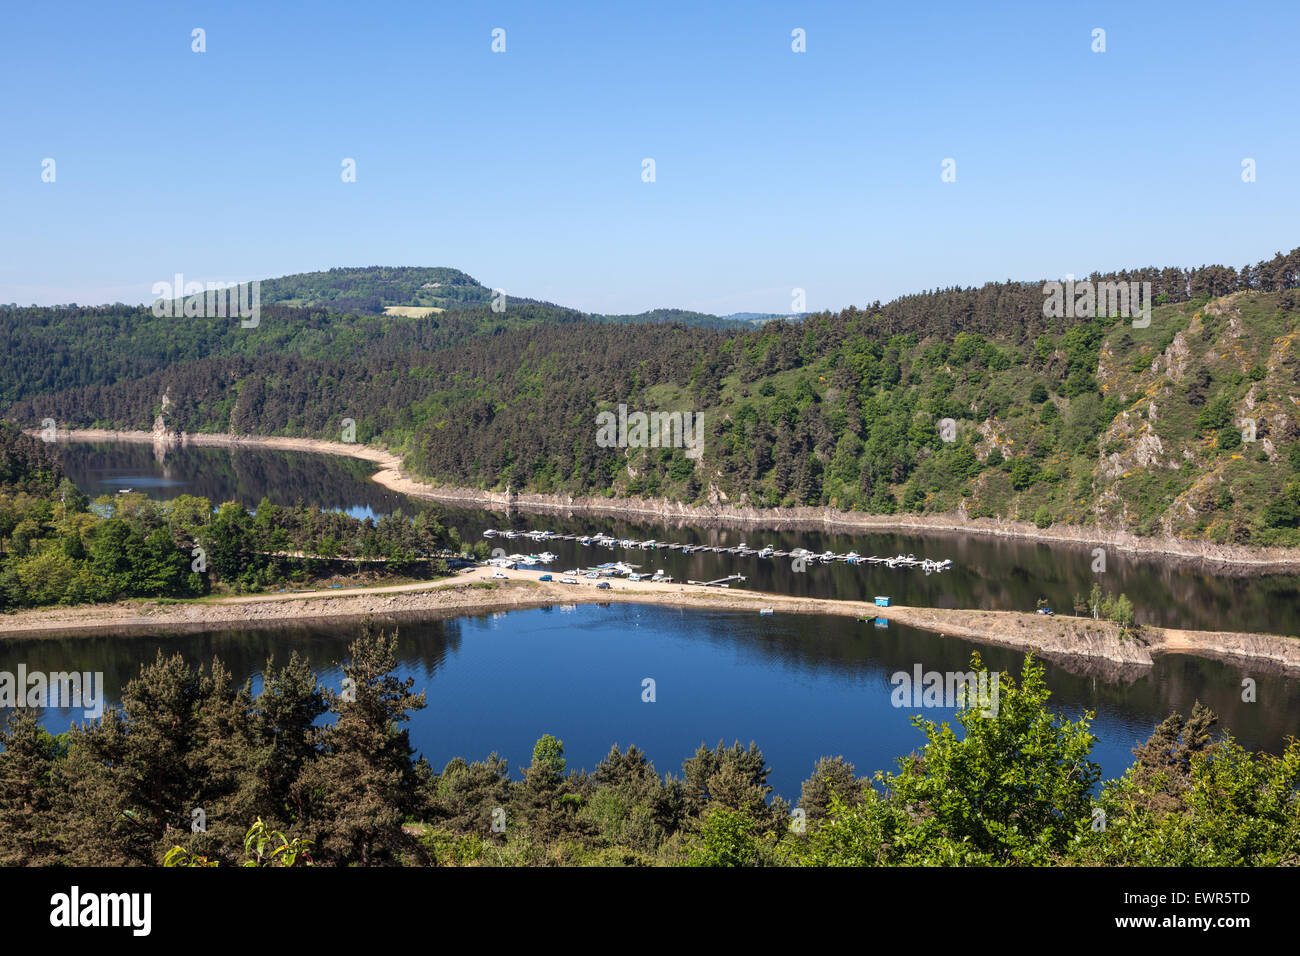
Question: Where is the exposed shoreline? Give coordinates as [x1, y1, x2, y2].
[44, 428, 1300, 574]
[2, 566, 1298, 677]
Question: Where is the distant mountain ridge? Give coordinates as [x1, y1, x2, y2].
[8, 247, 1300, 550]
[258, 266, 788, 328]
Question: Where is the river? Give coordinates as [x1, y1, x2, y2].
[7, 439, 1295, 799]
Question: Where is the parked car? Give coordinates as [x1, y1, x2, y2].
[491, 571, 507, 580]
[538, 574, 553, 582]
[1036, 607, 1054, 616]
[559, 576, 579, 585]
[596, 581, 611, 590]
[584, 572, 600, 579]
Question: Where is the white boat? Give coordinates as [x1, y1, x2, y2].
[483, 529, 497, 538]
[537, 551, 557, 563]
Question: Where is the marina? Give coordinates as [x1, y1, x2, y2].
[482, 528, 953, 574]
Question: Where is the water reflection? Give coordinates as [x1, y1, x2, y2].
[56, 440, 1300, 635]
[4, 605, 1297, 800]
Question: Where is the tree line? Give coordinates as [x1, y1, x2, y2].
[8, 248, 1300, 546]
[0, 425, 464, 608]
[1, 639, 1294, 867]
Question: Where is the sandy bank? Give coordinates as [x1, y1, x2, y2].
[3, 566, 1297, 677]
[41, 429, 1300, 574]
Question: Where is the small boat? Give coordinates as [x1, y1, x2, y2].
[537, 552, 557, 563]
[759, 607, 774, 616]
[483, 529, 497, 537]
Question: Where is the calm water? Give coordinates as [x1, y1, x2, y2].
[17, 439, 1296, 798]
[59, 440, 1300, 634]
[6, 604, 1298, 799]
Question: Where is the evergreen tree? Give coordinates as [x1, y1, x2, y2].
[294, 619, 429, 865]
[0, 711, 59, 864]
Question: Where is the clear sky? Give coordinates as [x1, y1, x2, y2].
[2, 0, 1296, 314]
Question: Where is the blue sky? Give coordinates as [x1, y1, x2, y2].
[2, 0, 1296, 314]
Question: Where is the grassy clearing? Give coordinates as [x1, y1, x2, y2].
[383, 305, 443, 318]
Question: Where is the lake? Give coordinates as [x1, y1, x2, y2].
[59, 439, 1300, 634]
[8, 603, 1299, 799]
[10, 438, 1294, 799]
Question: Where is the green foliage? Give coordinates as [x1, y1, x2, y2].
[3, 640, 1296, 868]
[293, 620, 430, 866]
[688, 807, 763, 867]
[874, 654, 1101, 864]
[163, 817, 314, 867]
[1009, 458, 1040, 491]
[0, 452, 459, 608]
[1197, 395, 1234, 434]
[1075, 705, 1300, 866]
[11, 263, 1300, 544]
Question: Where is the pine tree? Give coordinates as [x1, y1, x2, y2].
[0, 710, 59, 864]
[798, 756, 863, 823]
[294, 619, 429, 865]
[250, 651, 327, 824]
[511, 734, 586, 846]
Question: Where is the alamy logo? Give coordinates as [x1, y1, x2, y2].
[50, 886, 151, 936]
[596, 404, 704, 456]
[1042, 278, 1152, 328]
[0, 666, 104, 718]
[151, 273, 261, 328]
[890, 665, 1001, 718]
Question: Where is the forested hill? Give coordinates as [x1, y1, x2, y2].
[260, 266, 495, 313]
[7, 247, 1300, 545]
[259, 265, 775, 328]
[0, 270, 773, 407]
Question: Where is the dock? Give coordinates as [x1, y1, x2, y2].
[688, 574, 749, 587]
[483, 528, 953, 573]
